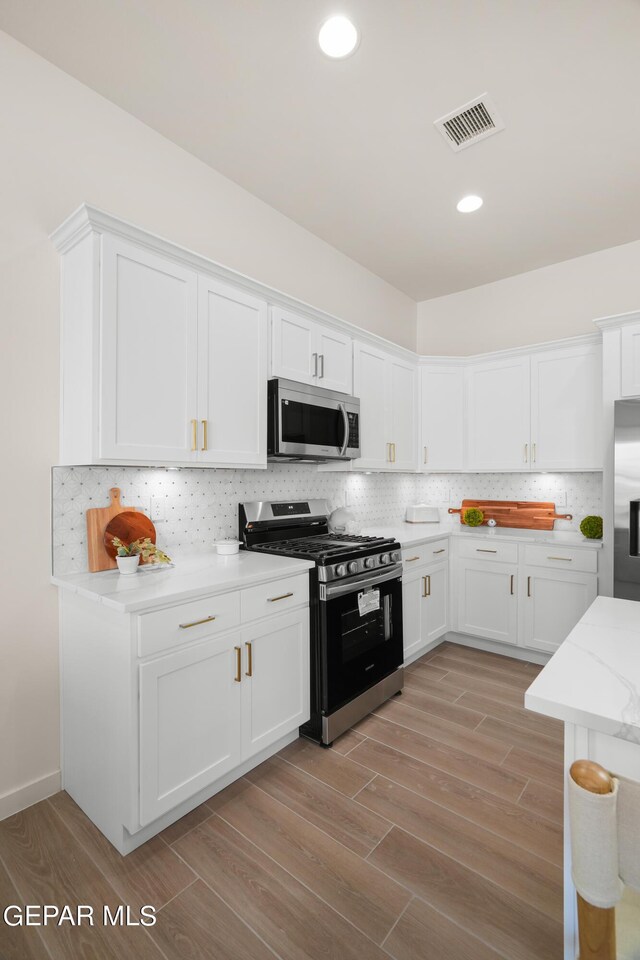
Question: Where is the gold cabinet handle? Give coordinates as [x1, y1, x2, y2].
[532, 442, 536, 464]
[191, 419, 198, 452]
[524, 443, 528, 464]
[234, 646, 242, 682]
[391, 442, 396, 463]
[245, 641, 253, 677]
[267, 591, 294, 603]
[510, 574, 514, 596]
[386, 442, 391, 463]
[433, 548, 445, 555]
[201, 419, 208, 451]
[405, 556, 420, 562]
[422, 575, 428, 598]
[527, 576, 532, 598]
[476, 548, 497, 553]
[179, 615, 216, 629]
[547, 556, 572, 562]
[426, 574, 431, 596]
[423, 446, 428, 465]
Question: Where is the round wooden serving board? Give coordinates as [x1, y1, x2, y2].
[104, 511, 156, 562]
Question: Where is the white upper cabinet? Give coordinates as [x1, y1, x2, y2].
[353, 342, 417, 471]
[530, 343, 602, 470]
[467, 356, 531, 471]
[197, 277, 267, 467]
[620, 322, 640, 397]
[420, 364, 465, 471]
[100, 235, 199, 463]
[271, 307, 352, 394]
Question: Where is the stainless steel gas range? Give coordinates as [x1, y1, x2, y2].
[239, 499, 404, 746]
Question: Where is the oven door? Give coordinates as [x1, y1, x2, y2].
[319, 566, 403, 714]
[269, 379, 360, 460]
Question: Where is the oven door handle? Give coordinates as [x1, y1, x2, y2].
[321, 564, 402, 599]
[338, 402, 350, 457]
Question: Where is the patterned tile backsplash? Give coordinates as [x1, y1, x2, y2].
[51, 465, 602, 575]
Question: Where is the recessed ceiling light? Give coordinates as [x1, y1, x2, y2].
[456, 195, 483, 213]
[318, 16, 359, 59]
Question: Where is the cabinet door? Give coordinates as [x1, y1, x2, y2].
[420, 365, 465, 470]
[457, 560, 518, 645]
[467, 357, 530, 471]
[422, 562, 449, 644]
[402, 567, 427, 662]
[522, 568, 597, 654]
[621, 322, 640, 398]
[100, 235, 198, 462]
[390, 358, 418, 471]
[139, 634, 242, 825]
[353, 342, 392, 469]
[530, 344, 602, 470]
[241, 611, 310, 759]
[271, 308, 316, 384]
[316, 326, 353, 394]
[198, 278, 267, 467]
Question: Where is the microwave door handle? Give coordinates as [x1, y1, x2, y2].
[338, 402, 349, 456]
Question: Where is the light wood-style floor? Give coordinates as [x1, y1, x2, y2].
[0, 642, 564, 960]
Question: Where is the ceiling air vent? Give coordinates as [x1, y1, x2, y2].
[434, 94, 505, 152]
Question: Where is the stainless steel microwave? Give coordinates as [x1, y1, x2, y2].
[267, 378, 360, 462]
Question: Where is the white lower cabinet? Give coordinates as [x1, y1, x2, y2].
[402, 558, 449, 662]
[139, 633, 242, 825]
[457, 559, 518, 646]
[241, 611, 310, 757]
[521, 566, 597, 654]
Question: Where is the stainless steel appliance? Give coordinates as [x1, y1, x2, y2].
[614, 399, 640, 599]
[239, 499, 403, 745]
[267, 378, 360, 462]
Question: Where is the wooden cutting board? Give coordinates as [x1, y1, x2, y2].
[86, 488, 147, 572]
[104, 511, 156, 562]
[448, 499, 573, 531]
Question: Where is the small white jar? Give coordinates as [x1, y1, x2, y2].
[116, 555, 140, 575]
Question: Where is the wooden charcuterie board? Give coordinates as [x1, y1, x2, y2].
[448, 499, 572, 531]
[86, 488, 148, 572]
[104, 511, 156, 561]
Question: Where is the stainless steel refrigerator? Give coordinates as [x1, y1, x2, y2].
[614, 399, 640, 599]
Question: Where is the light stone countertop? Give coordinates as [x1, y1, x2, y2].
[525, 596, 640, 742]
[359, 521, 602, 550]
[52, 550, 314, 614]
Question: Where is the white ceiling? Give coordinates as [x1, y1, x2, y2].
[2, 0, 640, 301]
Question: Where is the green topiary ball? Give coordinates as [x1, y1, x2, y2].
[463, 507, 484, 527]
[580, 515, 603, 539]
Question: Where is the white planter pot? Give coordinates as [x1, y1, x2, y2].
[116, 555, 140, 575]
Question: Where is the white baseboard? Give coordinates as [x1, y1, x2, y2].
[445, 631, 550, 666]
[0, 770, 61, 822]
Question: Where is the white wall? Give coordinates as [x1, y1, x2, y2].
[417, 242, 640, 355]
[0, 31, 416, 816]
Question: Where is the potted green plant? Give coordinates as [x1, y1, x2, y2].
[462, 507, 484, 527]
[112, 537, 171, 575]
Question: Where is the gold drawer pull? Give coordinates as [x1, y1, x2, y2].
[179, 615, 216, 629]
[476, 548, 498, 553]
[245, 641, 253, 677]
[405, 556, 420, 562]
[234, 646, 242, 682]
[267, 592, 294, 603]
[547, 556, 572, 561]
[433, 548, 446, 554]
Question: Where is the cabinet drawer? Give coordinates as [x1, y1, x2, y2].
[458, 538, 519, 564]
[137, 592, 240, 658]
[523, 544, 598, 574]
[402, 539, 449, 567]
[241, 574, 309, 623]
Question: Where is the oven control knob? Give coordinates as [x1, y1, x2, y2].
[379, 553, 390, 565]
[390, 551, 401, 563]
[364, 557, 375, 569]
[335, 564, 347, 578]
[347, 561, 359, 574]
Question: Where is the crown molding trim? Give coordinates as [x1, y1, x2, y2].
[593, 310, 640, 331]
